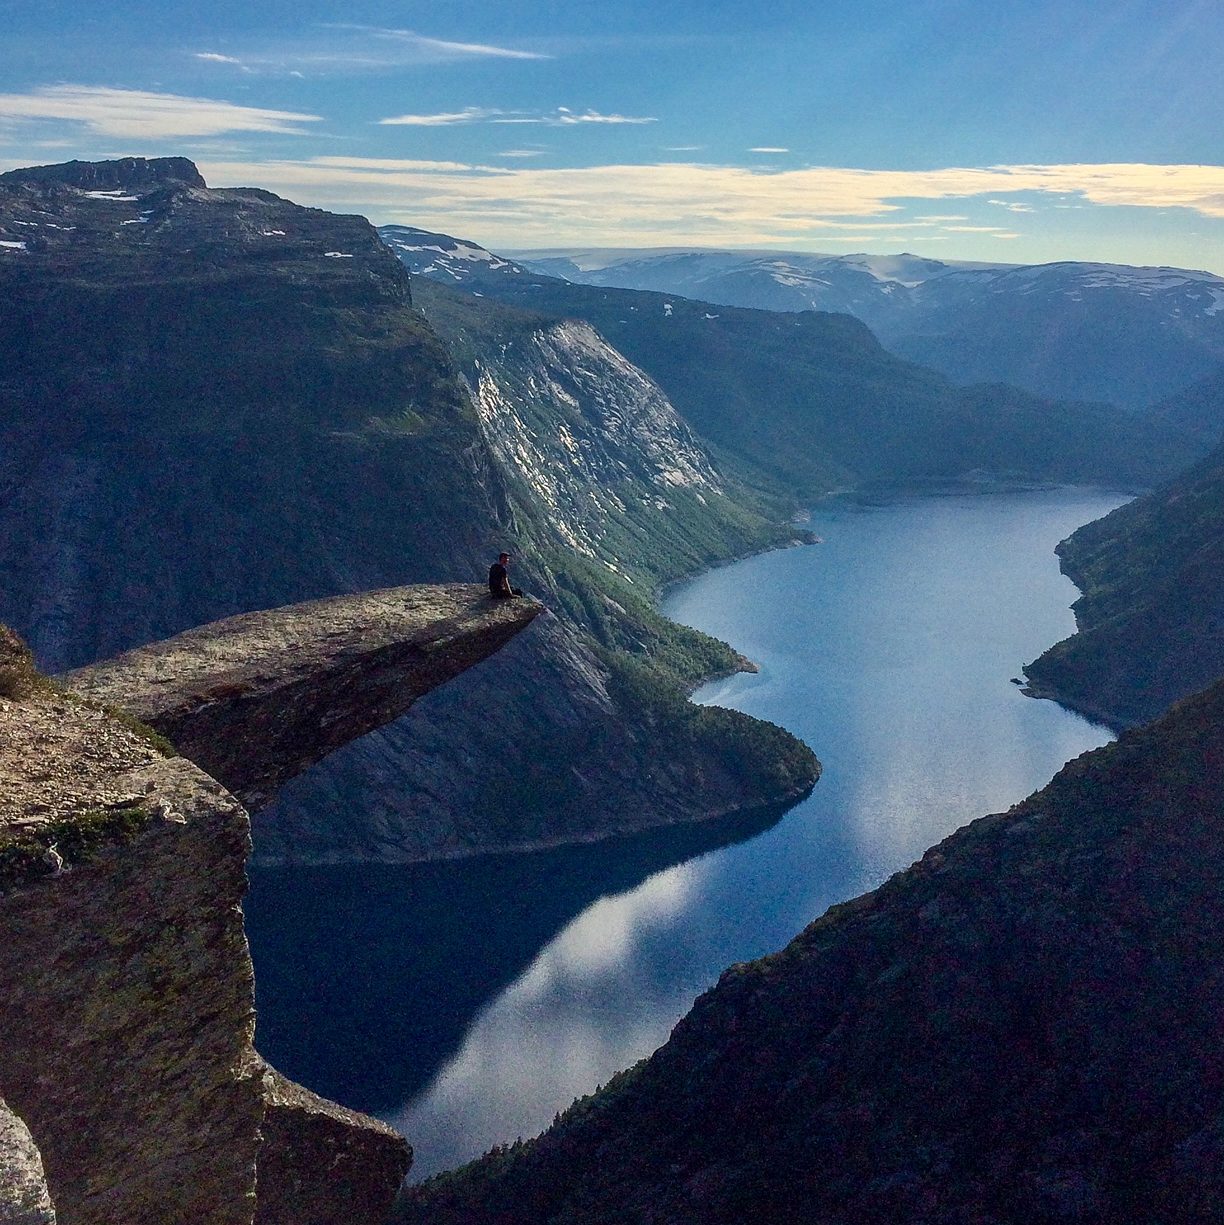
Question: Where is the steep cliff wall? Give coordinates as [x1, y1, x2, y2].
[0, 687, 264, 1225]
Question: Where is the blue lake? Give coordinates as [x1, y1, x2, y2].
[245, 486, 1127, 1178]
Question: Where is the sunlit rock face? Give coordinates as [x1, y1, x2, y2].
[397, 678, 1224, 1225]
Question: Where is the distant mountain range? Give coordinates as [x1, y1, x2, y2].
[496, 244, 1224, 409]
[381, 226, 1204, 496]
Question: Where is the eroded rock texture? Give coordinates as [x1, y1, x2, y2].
[255, 1067, 411, 1225]
[62, 584, 541, 810]
[0, 705, 262, 1225]
[0, 1100, 55, 1225]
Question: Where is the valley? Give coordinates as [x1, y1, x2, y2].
[2, 151, 1223, 1225]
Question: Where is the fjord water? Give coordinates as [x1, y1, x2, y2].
[245, 487, 1127, 1178]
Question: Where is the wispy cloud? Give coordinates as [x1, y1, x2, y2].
[988, 198, 1036, 213]
[358, 27, 549, 61]
[379, 106, 655, 127]
[192, 26, 548, 75]
[749, 146, 790, 154]
[379, 106, 505, 127]
[498, 149, 546, 158]
[0, 85, 321, 139]
[197, 157, 1224, 248]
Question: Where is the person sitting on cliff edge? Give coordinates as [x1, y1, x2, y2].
[489, 551, 523, 598]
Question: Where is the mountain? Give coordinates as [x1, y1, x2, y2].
[1149, 363, 1224, 445]
[397, 676, 1224, 1225]
[1024, 423, 1224, 727]
[382, 226, 1202, 497]
[0, 158, 816, 864]
[502, 245, 1224, 408]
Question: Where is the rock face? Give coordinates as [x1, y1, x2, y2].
[255, 1068, 410, 1225]
[0, 690, 263, 1225]
[0, 1100, 55, 1225]
[61, 584, 542, 810]
[398, 679, 1224, 1225]
[1, 586, 538, 1224]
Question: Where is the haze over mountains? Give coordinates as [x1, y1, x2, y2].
[503, 245, 1224, 409]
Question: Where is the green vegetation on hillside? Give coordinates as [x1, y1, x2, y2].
[1025, 431, 1224, 725]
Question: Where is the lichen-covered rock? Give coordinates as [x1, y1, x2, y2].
[255, 1066, 411, 1225]
[0, 1100, 55, 1225]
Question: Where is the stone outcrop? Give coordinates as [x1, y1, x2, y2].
[255, 1068, 410, 1225]
[0, 1100, 55, 1225]
[61, 585, 541, 810]
[0, 692, 262, 1225]
[1, 585, 538, 1224]
[256, 613, 811, 864]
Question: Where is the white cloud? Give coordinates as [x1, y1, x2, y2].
[379, 106, 506, 127]
[749, 146, 790, 154]
[363, 28, 549, 61]
[195, 52, 244, 65]
[0, 85, 320, 139]
[987, 198, 1036, 213]
[216, 26, 550, 74]
[197, 156, 1224, 248]
[498, 149, 545, 158]
[380, 106, 655, 128]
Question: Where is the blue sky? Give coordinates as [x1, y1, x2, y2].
[2, 0, 1223, 269]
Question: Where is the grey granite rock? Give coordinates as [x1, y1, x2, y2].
[0, 1100, 55, 1225]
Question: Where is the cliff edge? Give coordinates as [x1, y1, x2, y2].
[0, 587, 538, 1225]
[61, 584, 541, 810]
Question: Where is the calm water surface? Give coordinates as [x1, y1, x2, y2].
[246, 487, 1127, 1178]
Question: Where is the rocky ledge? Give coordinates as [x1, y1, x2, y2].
[61, 584, 541, 810]
[0, 586, 539, 1224]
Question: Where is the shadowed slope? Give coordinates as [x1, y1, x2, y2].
[399, 679, 1224, 1225]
